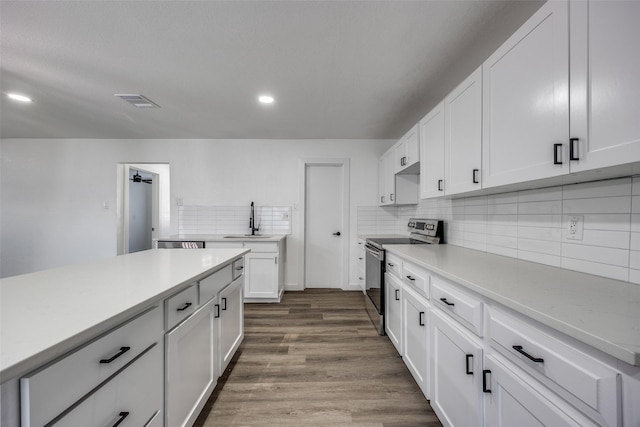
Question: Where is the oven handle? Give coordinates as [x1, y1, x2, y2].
[365, 244, 383, 261]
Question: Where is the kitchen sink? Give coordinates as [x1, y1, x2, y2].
[223, 234, 272, 239]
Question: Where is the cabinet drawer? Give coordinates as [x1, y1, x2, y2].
[54, 343, 163, 427]
[488, 307, 620, 426]
[402, 261, 429, 299]
[232, 257, 244, 280]
[200, 265, 232, 304]
[385, 253, 402, 279]
[244, 242, 277, 253]
[20, 306, 162, 427]
[166, 284, 198, 330]
[431, 277, 483, 337]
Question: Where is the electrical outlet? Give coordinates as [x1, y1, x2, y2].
[567, 215, 584, 240]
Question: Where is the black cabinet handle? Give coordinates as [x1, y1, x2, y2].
[465, 354, 473, 375]
[222, 297, 227, 311]
[100, 347, 130, 364]
[235, 266, 244, 270]
[395, 289, 400, 301]
[482, 370, 492, 393]
[438, 179, 444, 192]
[112, 412, 130, 427]
[406, 275, 415, 281]
[387, 262, 394, 267]
[440, 297, 454, 307]
[215, 304, 220, 318]
[381, 196, 384, 203]
[569, 137, 580, 160]
[512, 345, 544, 363]
[333, 231, 341, 236]
[419, 311, 425, 326]
[390, 193, 394, 202]
[553, 143, 563, 165]
[177, 302, 192, 312]
[472, 169, 479, 184]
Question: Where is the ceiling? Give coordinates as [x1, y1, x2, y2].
[0, 0, 544, 140]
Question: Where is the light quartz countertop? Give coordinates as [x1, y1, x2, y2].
[157, 234, 286, 243]
[0, 248, 249, 382]
[385, 244, 640, 367]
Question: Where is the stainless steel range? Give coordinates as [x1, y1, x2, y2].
[364, 219, 443, 335]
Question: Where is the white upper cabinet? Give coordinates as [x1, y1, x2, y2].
[395, 124, 420, 174]
[419, 102, 445, 199]
[445, 66, 483, 195]
[482, 0, 569, 188]
[569, 0, 640, 172]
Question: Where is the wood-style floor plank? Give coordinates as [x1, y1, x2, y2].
[194, 289, 441, 426]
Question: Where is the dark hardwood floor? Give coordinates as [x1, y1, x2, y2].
[195, 289, 441, 426]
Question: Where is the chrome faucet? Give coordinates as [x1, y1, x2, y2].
[249, 201, 260, 235]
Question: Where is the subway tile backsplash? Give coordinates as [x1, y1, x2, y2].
[179, 205, 292, 235]
[358, 176, 640, 285]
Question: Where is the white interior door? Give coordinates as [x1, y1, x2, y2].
[304, 164, 344, 288]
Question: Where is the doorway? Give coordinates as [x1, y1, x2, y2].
[117, 163, 170, 255]
[299, 159, 350, 289]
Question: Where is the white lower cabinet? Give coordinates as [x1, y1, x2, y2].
[385, 273, 403, 355]
[218, 277, 244, 374]
[483, 354, 596, 427]
[402, 286, 430, 398]
[430, 308, 483, 427]
[55, 344, 163, 427]
[165, 298, 217, 427]
[245, 252, 279, 299]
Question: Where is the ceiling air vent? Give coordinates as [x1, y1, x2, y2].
[114, 94, 160, 108]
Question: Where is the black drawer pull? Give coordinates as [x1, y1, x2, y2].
[235, 266, 244, 270]
[387, 262, 394, 267]
[222, 297, 227, 311]
[512, 345, 544, 363]
[440, 297, 454, 306]
[112, 412, 130, 427]
[438, 179, 443, 191]
[419, 311, 425, 326]
[395, 289, 400, 301]
[465, 354, 473, 375]
[482, 370, 492, 393]
[406, 275, 416, 281]
[100, 347, 130, 364]
[177, 302, 192, 312]
[215, 304, 220, 318]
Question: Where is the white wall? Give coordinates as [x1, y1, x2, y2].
[0, 138, 392, 280]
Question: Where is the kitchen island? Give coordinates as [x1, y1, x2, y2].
[1, 248, 248, 427]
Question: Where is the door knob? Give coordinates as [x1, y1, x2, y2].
[333, 232, 341, 236]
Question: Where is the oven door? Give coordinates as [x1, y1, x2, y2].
[365, 243, 384, 315]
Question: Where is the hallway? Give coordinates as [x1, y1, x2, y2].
[195, 289, 441, 426]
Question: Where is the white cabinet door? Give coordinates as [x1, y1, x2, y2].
[482, 0, 569, 188]
[484, 354, 597, 427]
[396, 124, 420, 173]
[219, 278, 244, 375]
[419, 102, 446, 199]
[378, 156, 387, 205]
[165, 298, 217, 427]
[384, 150, 395, 204]
[245, 252, 278, 299]
[569, 1, 640, 172]
[385, 273, 403, 355]
[402, 287, 430, 398]
[445, 66, 482, 195]
[431, 309, 483, 427]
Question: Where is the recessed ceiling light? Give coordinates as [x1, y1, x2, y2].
[7, 93, 32, 103]
[258, 95, 274, 104]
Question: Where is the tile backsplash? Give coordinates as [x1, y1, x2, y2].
[179, 205, 292, 235]
[358, 176, 640, 285]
